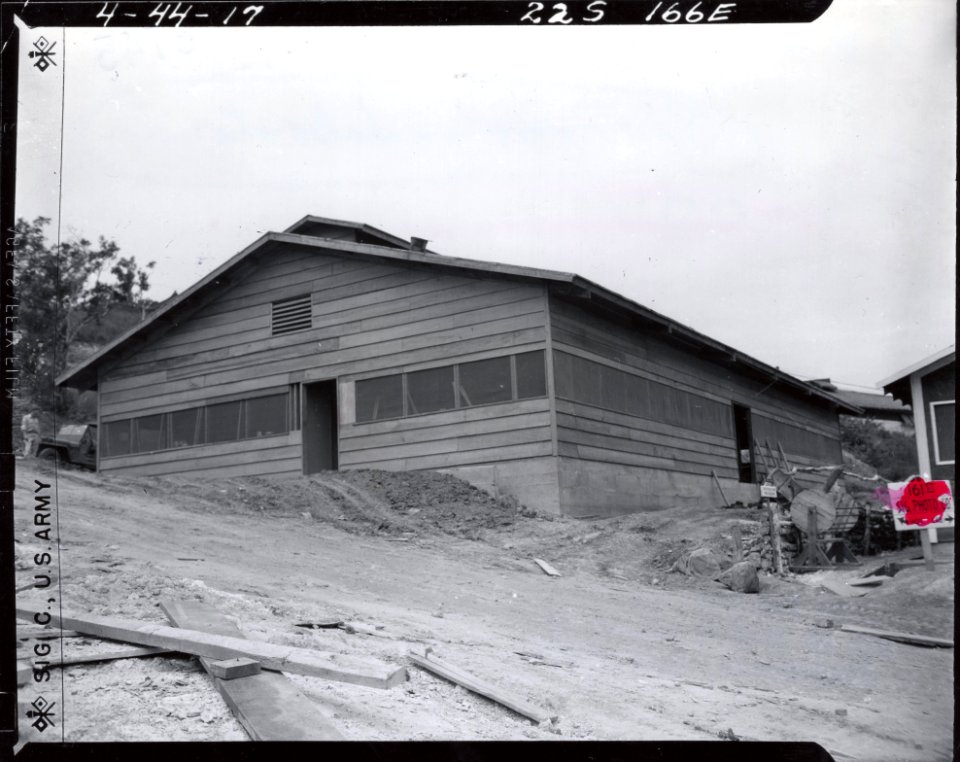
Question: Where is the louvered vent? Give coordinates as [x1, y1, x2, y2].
[271, 295, 312, 335]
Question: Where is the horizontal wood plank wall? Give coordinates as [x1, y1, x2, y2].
[549, 296, 843, 489]
[99, 246, 550, 478]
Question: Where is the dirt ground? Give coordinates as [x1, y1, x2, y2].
[13, 459, 955, 759]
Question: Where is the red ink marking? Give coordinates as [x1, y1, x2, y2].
[889, 477, 952, 527]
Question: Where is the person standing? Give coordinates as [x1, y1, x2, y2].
[21, 408, 41, 457]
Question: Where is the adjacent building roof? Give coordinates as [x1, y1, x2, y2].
[832, 390, 912, 420]
[880, 346, 956, 406]
[55, 217, 862, 414]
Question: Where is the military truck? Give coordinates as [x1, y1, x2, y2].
[36, 423, 98, 470]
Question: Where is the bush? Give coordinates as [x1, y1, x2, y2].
[840, 416, 918, 481]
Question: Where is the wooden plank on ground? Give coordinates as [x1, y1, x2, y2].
[839, 624, 953, 648]
[17, 627, 81, 640]
[17, 606, 406, 689]
[209, 658, 261, 680]
[533, 558, 561, 577]
[409, 651, 557, 725]
[160, 599, 343, 740]
[818, 580, 869, 598]
[846, 578, 884, 588]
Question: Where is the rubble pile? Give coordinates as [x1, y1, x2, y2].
[738, 506, 798, 572]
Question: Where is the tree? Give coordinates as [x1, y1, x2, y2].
[13, 217, 155, 411]
[840, 415, 918, 482]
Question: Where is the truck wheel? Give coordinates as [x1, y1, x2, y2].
[38, 448, 60, 463]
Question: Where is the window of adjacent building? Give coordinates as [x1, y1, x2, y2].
[245, 394, 288, 438]
[206, 400, 244, 443]
[931, 401, 956, 465]
[104, 420, 132, 457]
[356, 374, 403, 422]
[271, 294, 312, 335]
[459, 356, 512, 407]
[407, 366, 456, 415]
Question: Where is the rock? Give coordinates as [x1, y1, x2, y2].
[685, 548, 722, 578]
[834, 708, 848, 717]
[717, 561, 760, 594]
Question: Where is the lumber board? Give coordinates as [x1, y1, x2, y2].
[409, 652, 556, 725]
[209, 658, 262, 680]
[17, 606, 406, 689]
[533, 558, 561, 577]
[818, 580, 869, 598]
[161, 599, 343, 740]
[17, 627, 81, 640]
[839, 624, 953, 648]
[846, 578, 884, 588]
[15, 649, 170, 683]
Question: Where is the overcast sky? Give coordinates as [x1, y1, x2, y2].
[16, 0, 956, 390]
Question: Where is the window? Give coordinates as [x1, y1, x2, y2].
[206, 401, 244, 443]
[516, 350, 546, 400]
[135, 415, 166, 453]
[100, 393, 291, 458]
[931, 401, 955, 465]
[407, 366, 456, 415]
[552, 350, 735, 438]
[354, 352, 548, 423]
[245, 394, 288, 438]
[356, 374, 403, 422]
[271, 294, 312, 335]
[104, 420, 132, 457]
[459, 356, 512, 407]
[171, 408, 204, 448]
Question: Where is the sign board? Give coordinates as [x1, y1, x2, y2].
[884, 477, 954, 532]
[760, 483, 778, 499]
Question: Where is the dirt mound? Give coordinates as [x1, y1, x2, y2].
[139, 468, 522, 540]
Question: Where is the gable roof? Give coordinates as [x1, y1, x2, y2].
[880, 345, 955, 407]
[56, 218, 861, 414]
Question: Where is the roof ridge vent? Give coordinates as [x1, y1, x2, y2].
[410, 237, 429, 252]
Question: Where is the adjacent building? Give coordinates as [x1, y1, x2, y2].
[57, 216, 859, 517]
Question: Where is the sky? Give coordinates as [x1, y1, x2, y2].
[15, 0, 956, 391]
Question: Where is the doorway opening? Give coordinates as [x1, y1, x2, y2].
[732, 403, 755, 483]
[303, 380, 338, 474]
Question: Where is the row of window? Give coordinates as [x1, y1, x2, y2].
[356, 351, 546, 423]
[553, 350, 735, 438]
[750, 412, 841, 462]
[103, 392, 294, 458]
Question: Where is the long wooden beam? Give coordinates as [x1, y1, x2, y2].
[839, 624, 953, 648]
[17, 607, 406, 689]
[16, 648, 171, 685]
[409, 651, 556, 725]
[161, 599, 343, 740]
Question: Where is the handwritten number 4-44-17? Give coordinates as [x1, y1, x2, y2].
[97, 2, 264, 26]
[521, 1, 736, 23]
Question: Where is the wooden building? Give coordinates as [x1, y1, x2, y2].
[57, 216, 859, 517]
[881, 346, 955, 542]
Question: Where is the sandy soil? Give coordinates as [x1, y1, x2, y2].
[13, 459, 954, 759]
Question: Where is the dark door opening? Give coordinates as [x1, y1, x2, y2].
[732, 403, 754, 484]
[303, 380, 338, 474]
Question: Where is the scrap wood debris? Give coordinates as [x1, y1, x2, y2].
[16, 605, 407, 689]
[410, 648, 558, 725]
[839, 624, 953, 649]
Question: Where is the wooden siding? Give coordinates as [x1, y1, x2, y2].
[98, 247, 550, 477]
[549, 295, 843, 484]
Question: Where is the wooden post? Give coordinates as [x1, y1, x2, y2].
[920, 529, 935, 571]
[768, 501, 783, 575]
[863, 506, 871, 556]
[731, 524, 743, 562]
